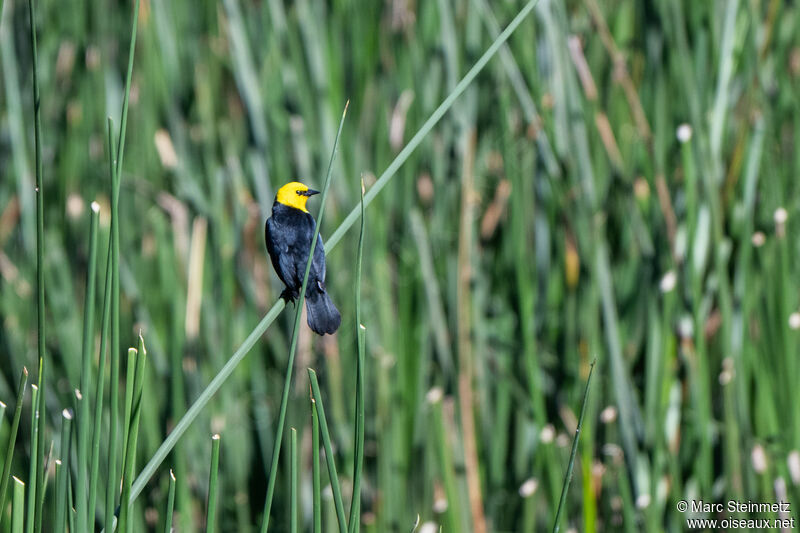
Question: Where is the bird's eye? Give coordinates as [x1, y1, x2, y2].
[296, 190, 302, 196]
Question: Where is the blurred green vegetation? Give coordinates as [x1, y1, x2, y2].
[1, 0, 800, 531]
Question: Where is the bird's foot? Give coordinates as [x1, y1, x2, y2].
[280, 288, 299, 303]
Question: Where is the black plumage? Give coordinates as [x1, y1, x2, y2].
[265, 202, 341, 335]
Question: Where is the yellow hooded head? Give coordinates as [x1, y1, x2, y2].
[275, 182, 320, 213]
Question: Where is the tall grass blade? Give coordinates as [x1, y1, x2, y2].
[0, 368, 28, 528]
[105, 118, 122, 533]
[206, 434, 221, 533]
[290, 428, 298, 533]
[349, 325, 366, 532]
[67, 476, 76, 533]
[408, 211, 453, 373]
[26, 0, 44, 399]
[164, 470, 176, 533]
[709, 0, 740, 166]
[54, 461, 65, 531]
[11, 477, 24, 533]
[428, 389, 461, 533]
[88, 122, 116, 530]
[55, 410, 73, 533]
[308, 369, 347, 533]
[311, 400, 321, 533]
[119, 336, 148, 533]
[114, 0, 141, 181]
[33, 361, 45, 533]
[107, 0, 141, 525]
[259, 100, 348, 533]
[348, 179, 367, 533]
[76, 201, 100, 533]
[26, 0, 46, 529]
[552, 360, 596, 533]
[122, 348, 136, 476]
[24, 386, 37, 533]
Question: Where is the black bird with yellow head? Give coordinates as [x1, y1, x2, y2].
[265, 181, 341, 335]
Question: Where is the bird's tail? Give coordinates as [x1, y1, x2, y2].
[305, 286, 341, 335]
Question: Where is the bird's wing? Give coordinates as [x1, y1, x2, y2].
[266, 217, 296, 287]
[279, 245, 299, 287]
[313, 234, 326, 283]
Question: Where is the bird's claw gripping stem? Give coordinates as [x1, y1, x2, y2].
[280, 288, 299, 303]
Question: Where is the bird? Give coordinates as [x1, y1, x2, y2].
[265, 181, 341, 335]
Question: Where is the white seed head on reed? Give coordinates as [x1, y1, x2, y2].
[660, 270, 677, 293]
[775, 207, 788, 237]
[752, 444, 767, 473]
[787, 451, 800, 485]
[539, 424, 555, 444]
[518, 478, 539, 498]
[425, 387, 443, 404]
[719, 357, 734, 385]
[636, 493, 651, 509]
[600, 405, 618, 424]
[676, 124, 693, 143]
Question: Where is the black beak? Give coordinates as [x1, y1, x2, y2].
[302, 189, 320, 197]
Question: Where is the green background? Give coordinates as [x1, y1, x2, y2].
[1, 0, 799, 530]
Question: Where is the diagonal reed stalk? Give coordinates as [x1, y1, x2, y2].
[308, 369, 347, 533]
[326, 0, 539, 249]
[552, 360, 596, 533]
[259, 100, 349, 533]
[130, 0, 539, 502]
[473, 0, 560, 180]
[0, 368, 28, 528]
[348, 179, 366, 533]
